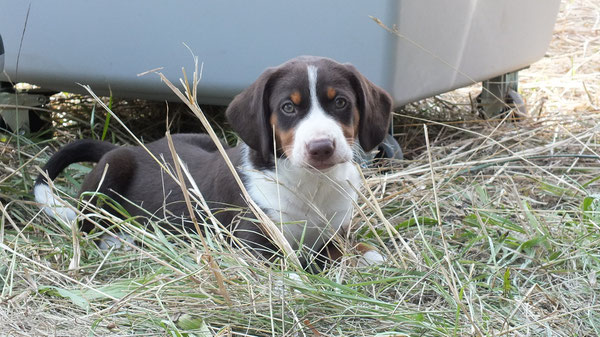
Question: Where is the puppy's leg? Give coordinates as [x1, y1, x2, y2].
[305, 241, 344, 273]
[78, 148, 136, 234]
[233, 222, 280, 261]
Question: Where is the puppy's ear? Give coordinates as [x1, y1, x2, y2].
[346, 64, 393, 152]
[226, 68, 278, 159]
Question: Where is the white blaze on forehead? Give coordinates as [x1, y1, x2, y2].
[307, 65, 319, 108]
[288, 65, 353, 166]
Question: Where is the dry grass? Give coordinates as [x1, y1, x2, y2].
[1, 0, 600, 336]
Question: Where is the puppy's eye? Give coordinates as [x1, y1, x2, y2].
[281, 102, 296, 114]
[334, 97, 347, 109]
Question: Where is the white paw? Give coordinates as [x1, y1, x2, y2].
[97, 232, 134, 251]
[358, 249, 386, 267]
[272, 272, 304, 296]
[34, 184, 77, 223]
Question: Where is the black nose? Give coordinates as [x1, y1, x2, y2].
[307, 139, 335, 161]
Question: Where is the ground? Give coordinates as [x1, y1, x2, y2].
[1, 0, 599, 336]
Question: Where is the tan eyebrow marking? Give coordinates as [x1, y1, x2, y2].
[290, 91, 302, 105]
[327, 87, 336, 100]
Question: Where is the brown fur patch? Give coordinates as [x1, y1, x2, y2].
[327, 87, 336, 100]
[340, 123, 355, 143]
[355, 242, 375, 255]
[270, 113, 295, 157]
[339, 108, 360, 144]
[290, 91, 302, 105]
[353, 108, 360, 139]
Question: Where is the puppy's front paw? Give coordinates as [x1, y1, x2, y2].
[356, 243, 386, 266]
[272, 272, 304, 296]
[97, 232, 134, 251]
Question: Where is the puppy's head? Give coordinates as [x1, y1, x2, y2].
[226, 56, 392, 169]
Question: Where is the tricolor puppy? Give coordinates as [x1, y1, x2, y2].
[34, 56, 392, 269]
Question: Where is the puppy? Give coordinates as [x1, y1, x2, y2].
[34, 56, 392, 268]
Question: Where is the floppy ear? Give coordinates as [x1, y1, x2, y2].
[226, 68, 277, 159]
[346, 64, 393, 152]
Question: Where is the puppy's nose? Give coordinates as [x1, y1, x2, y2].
[307, 139, 335, 161]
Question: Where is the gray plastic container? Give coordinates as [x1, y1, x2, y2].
[0, 1, 560, 106]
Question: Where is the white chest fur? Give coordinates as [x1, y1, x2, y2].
[242, 148, 362, 252]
